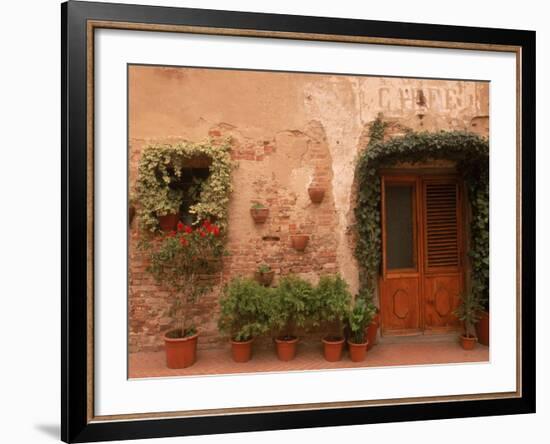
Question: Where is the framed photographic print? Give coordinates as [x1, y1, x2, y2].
[61, 1, 536, 442]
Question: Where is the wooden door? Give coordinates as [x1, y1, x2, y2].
[379, 174, 463, 335]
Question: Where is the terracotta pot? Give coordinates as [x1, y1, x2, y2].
[308, 187, 326, 204]
[322, 336, 345, 362]
[275, 336, 299, 361]
[230, 338, 253, 363]
[348, 340, 368, 362]
[460, 334, 477, 350]
[250, 208, 269, 224]
[290, 235, 309, 251]
[158, 212, 180, 231]
[164, 330, 198, 369]
[366, 313, 379, 350]
[128, 206, 136, 225]
[254, 271, 275, 287]
[475, 311, 489, 346]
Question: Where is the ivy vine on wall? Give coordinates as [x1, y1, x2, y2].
[135, 138, 234, 233]
[354, 118, 489, 307]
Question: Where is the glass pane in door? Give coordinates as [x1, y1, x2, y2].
[385, 184, 415, 270]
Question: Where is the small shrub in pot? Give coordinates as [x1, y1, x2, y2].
[454, 291, 484, 350]
[269, 275, 315, 361]
[313, 274, 352, 362]
[218, 278, 271, 362]
[346, 298, 375, 362]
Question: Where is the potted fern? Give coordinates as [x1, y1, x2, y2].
[147, 220, 223, 368]
[218, 278, 271, 363]
[313, 275, 352, 362]
[346, 298, 375, 362]
[269, 275, 314, 361]
[454, 291, 484, 350]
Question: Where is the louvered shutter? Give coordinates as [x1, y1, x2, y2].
[424, 182, 460, 269]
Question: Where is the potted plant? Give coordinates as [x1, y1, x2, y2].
[475, 297, 489, 346]
[454, 291, 483, 350]
[346, 298, 375, 362]
[147, 220, 223, 368]
[269, 275, 314, 361]
[250, 202, 269, 224]
[290, 234, 310, 251]
[313, 275, 352, 362]
[356, 287, 379, 350]
[307, 185, 326, 204]
[254, 263, 275, 287]
[218, 278, 271, 363]
[157, 210, 181, 232]
[366, 303, 380, 350]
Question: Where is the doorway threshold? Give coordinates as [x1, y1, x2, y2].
[379, 332, 460, 345]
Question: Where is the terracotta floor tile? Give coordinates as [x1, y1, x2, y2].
[129, 339, 489, 379]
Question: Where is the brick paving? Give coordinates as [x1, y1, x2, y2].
[128, 338, 489, 378]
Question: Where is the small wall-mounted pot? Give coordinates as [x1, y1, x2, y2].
[290, 234, 309, 251]
[157, 212, 180, 231]
[250, 207, 269, 224]
[308, 186, 326, 204]
[254, 270, 275, 287]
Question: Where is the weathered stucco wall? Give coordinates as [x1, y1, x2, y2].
[128, 66, 489, 352]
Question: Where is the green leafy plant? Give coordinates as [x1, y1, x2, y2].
[251, 202, 266, 209]
[347, 298, 375, 344]
[257, 263, 272, 274]
[454, 292, 484, 338]
[218, 277, 271, 342]
[136, 138, 234, 232]
[354, 117, 489, 306]
[312, 275, 353, 340]
[147, 220, 223, 338]
[269, 275, 315, 340]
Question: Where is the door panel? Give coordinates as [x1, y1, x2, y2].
[423, 275, 462, 330]
[379, 277, 420, 333]
[379, 174, 464, 335]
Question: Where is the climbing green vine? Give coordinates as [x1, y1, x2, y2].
[135, 138, 234, 233]
[354, 118, 489, 307]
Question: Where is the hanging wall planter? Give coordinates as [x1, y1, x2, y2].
[290, 234, 309, 251]
[157, 212, 180, 231]
[250, 203, 269, 224]
[254, 264, 275, 287]
[308, 186, 326, 204]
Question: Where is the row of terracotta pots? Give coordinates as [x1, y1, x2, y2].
[233, 313, 379, 364]
[164, 315, 380, 369]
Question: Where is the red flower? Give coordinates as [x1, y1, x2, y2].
[199, 231, 206, 238]
[179, 237, 188, 246]
[177, 222, 184, 232]
[166, 230, 176, 238]
[184, 225, 192, 234]
[202, 219, 211, 228]
[212, 225, 220, 236]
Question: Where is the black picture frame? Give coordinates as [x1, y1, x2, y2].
[61, 1, 536, 442]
